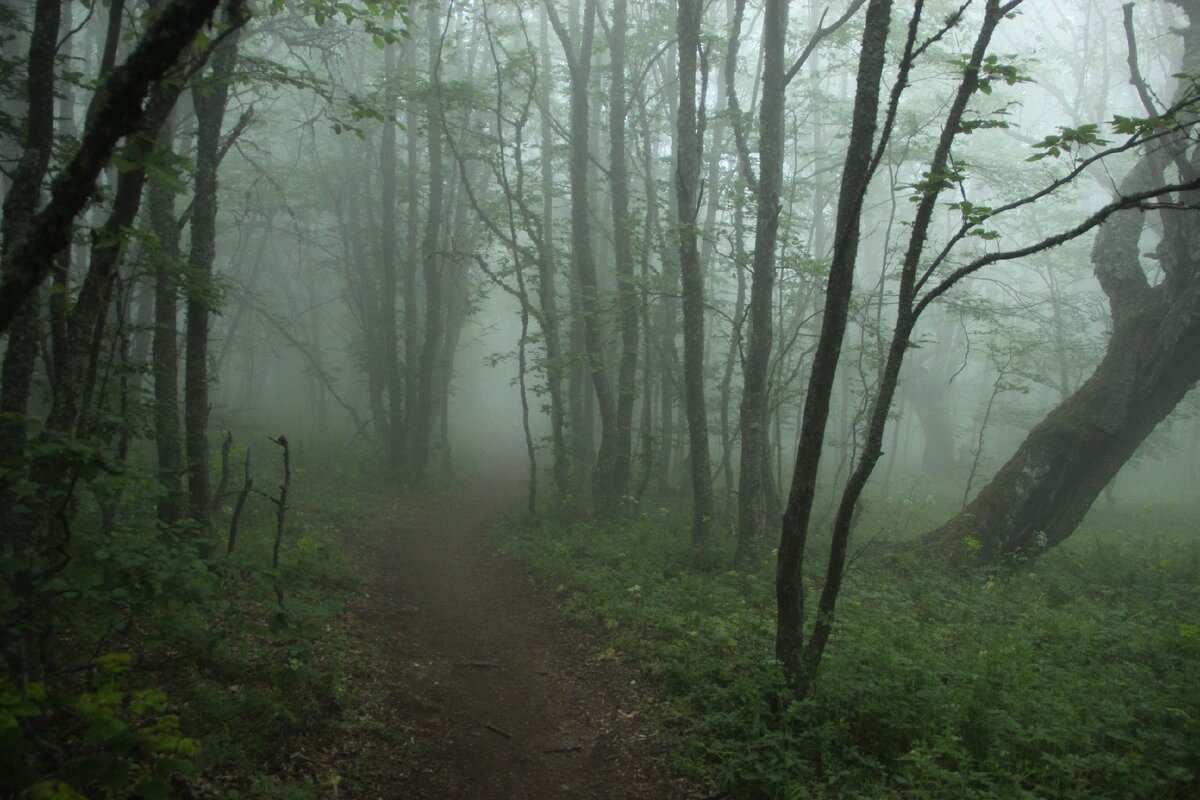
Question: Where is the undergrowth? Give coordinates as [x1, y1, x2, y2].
[1, 432, 400, 799]
[496, 502, 1200, 799]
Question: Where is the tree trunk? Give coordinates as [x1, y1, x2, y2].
[776, 0, 892, 694]
[184, 24, 240, 523]
[381, 41, 405, 471]
[0, 0, 245, 337]
[675, 0, 714, 546]
[404, 38, 422, 476]
[608, 0, 638, 504]
[906, 360, 958, 478]
[149, 121, 185, 524]
[735, 0, 788, 567]
[412, 3, 446, 483]
[926, 302, 1200, 564]
[923, 5, 1200, 561]
[538, 3, 569, 496]
[547, 0, 616, 511]
[0, 0, 62, 428]
[787, 1, 1018, 696]
[48, 78, 185, 434]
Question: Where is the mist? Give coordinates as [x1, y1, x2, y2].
[2, 0, 1199, 797]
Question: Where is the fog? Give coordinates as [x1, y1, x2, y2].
[3, 0, 1200, 794]
[3, 0, 1195, 524]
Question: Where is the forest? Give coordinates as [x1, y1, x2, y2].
[1, 0, 1199, 797]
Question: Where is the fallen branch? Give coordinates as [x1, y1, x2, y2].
[468, 716, 512, 739]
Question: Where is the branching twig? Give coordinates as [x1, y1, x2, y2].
[268, 435, 290, 606]
[227, 448, 253, 555]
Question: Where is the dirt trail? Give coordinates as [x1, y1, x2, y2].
[347, 475, 701, 799]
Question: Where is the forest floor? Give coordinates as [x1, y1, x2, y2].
[337, 475, 704, 799]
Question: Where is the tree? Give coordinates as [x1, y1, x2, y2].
[675, 0, 714, 546]
[149, 118, 186, 524]
[411, 1, 448, 483]
[923, 0, 1200, 564]
[546, 0, 619, 510]
[0, 0, 60, 429]
[607, 0, 640, 504]
[186, 21, 242, 523]
[776, 0, 1200, 698]
[733, 0, 868, 567]
[776, 0, 895, 696]
[0, 0, 249, 337]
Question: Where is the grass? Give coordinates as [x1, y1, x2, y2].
[495, 496, 1200, 799]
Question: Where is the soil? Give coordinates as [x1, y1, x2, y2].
[338, 475, 706, 800]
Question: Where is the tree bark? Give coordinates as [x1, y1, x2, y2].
[412, 3, 447, 483]
[185, 23, 240, 523]
[149, 121, 185, 524]
[546, 0, 616, 510]
[47, 80, 186, 434]
[675, 0, 714, 546]
[0, 0, 62, 428]
[381, 41, 405, 471]
[538, 3, 569, 496]
[734, 0, 788, 567]
[608, 0, 639, 504]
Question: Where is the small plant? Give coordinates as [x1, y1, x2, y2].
[496, 502, 1200, 799]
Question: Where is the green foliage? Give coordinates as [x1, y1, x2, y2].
[0, 429, 389, 797]
[952, 53, 1031, 95]
[497, 508, 1200, 799]
[1026, 124, 1109, 162]
[269, 0, 411, 45]
[1, 655, 200, 798]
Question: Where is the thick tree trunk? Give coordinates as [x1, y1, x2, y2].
[925, 299, 1200, 564]
[924, 2, 1200, 560]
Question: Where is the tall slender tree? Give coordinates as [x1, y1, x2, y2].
[675, 0, 714, 545]
[546, 0, 617, 510]
[185, 23, 241, 522]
